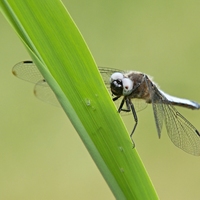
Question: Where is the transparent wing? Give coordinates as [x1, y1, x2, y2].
[12, 61, 147, 112]
[147, 79, 200, 155]
[34, 80, 60, 107]
[12, 61, 43, 83]
[12, 63, 124, 86]
[163, 103, 200, 155]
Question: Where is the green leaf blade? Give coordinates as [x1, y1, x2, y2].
[1, 1, 158, 199]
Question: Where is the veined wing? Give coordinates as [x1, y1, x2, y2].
[34, 80, 61, 107]
[146, 79, 200, 155]
[13, 61, 126, 84]
[12, 61, 147, 112]
[12, 61, 44, 84]
[12, 61, 60, 106]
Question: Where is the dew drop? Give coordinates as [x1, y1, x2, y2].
[85, 99, 91, 106]
[119, 168, 124, 173]
[119, 146, 124, 152]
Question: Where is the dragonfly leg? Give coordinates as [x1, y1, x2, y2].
[118, 97, 132, 112]
[112, 96, 121, 101]
[118, 98, 138, 147]
[118, 97, 125, 112]
[128, 99, 138, 147]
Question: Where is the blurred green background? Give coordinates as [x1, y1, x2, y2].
[1, 0, 200, 199]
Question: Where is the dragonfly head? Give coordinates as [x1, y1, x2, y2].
[110, 72, 133, 96]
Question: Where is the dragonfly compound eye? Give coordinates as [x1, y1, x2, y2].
[122, 78, 133, 96]
[110, 72, 123, 83]
[110, 79, 123, 96]
[110, 72, 124, 96]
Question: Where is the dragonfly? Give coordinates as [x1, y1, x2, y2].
[12, 61, 200, 155]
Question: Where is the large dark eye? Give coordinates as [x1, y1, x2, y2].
[110, 80, 123, 96]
